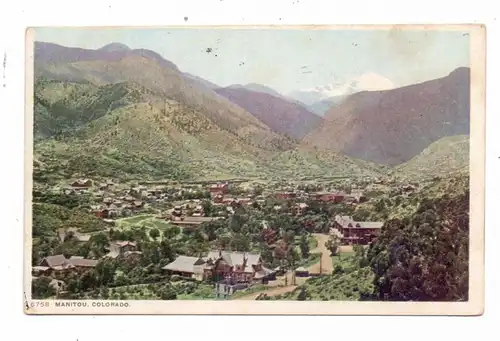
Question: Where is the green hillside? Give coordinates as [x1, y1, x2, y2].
[394, 135, 469, 180]
[33, 78, 384, 182]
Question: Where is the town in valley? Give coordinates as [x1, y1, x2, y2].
[31, 27, 471, 302]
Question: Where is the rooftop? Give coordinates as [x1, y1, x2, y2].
[162, 256, 205, 273]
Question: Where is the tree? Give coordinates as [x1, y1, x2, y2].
[353, 244, 369, 268]
[95, 259, 116, 286]
[325, 235, 340, 256]
[230, 234, 250, 252]
[253, 186, 264, 196]
[32, 276, 56, 299]
[282, 230, 295, 244]
[296, 287, 309, 301]
[80, 271, 98, 291]
[201, 200, 214, 217]
[287, 247, 300, 269]
[149, 228, 160, 241]
[367, 189, 469, 301]
[159, 284, 177, 300]
[164, 226, 180, 239]
[299, 234, 310, 258]
[88, 232, 109, 258]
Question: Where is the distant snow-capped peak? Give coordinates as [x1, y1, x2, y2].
[291, 72, 395, 105]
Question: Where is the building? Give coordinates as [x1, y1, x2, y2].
[57, 228, 92, 243]
[213, 194, 224, 204]
[203, 251, 275, 283]
[162, 256, 206, 281]
[163, 250, 276, 286]
[36, 254, 98, 274]
[348, 192, 367, 204]
[293, 203, 309, 216]
[332, 215, 383, 245]
[214, 280, 249, 298]
[294, 266, 310, 277]
[94, 208, 110, 219]
[312, 191, 346, 203]
[209, 183, 230, 195]
[104, 241, 141, 259]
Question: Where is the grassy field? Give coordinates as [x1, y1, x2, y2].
[300, 252, 322, 268]
[230, 284, 269, 299]
[308, 235, 318, 249]
[115, 214, 175, 240]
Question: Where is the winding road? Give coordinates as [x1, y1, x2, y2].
[306, 233, 333, 275]
[235, 233, 333, 300]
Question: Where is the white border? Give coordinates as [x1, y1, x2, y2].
[22, 24, 485, 316]
[1, 1, 499, 340]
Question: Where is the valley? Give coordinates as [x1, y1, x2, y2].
[30, 37, 471, 303]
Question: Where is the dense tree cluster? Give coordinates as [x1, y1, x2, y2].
[367, 192, 469, 301]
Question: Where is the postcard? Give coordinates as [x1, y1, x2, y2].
[24, 24, 485, 315]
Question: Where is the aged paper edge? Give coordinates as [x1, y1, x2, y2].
[23, 24, 486, 315]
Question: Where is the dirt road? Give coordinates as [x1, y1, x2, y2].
[235, 233, 334, 300]
[307, 233, 333, 274]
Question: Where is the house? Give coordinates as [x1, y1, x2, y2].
[312, 191, 346, 203]
[94, 208, 110, 219]
[103, 197, 114, 204]
[293, 203, 309, 216]
[57, 228, 92, 243]
[98, 182, 109, 190]
[208, 183, 230, 195]
[332, 215, 383, 245]
[214, 281, 249, 298]
[67, 256, 99, 268]
[132, 200, 144, 209]
[172, 206, 183, 217]
[124, 195, 135, 202]
[162, 256, 206, 281]
[39, 255, 69, 271]
[105, 241, 141, 259]
[71, 179, 93, 189]
[192, 205, 204, 216]
[348, 192, 367, 203]
[213, 194, 224, 204]
[235, 198, 251, 206]
[221, 197, 236, 205]
[38, 254, 98, 273]
[294, 266, 310, 277]
[203, 250, 275, 284]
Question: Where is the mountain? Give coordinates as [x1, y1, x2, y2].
[215, 87, 323, 139]
[394, 135, 469, 179]
[34, 41, 295, 152]
[306, 96, 346, 116]
[227, 83, 286, 99]
[302, 67, 470, 166]
[35, 41, 180, 71]
[33, 42, 382, 180]
[288, 72, 395, 106]
[182, 73, 220, 89]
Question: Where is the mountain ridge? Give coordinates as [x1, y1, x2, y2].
[302, 67, 470, 166]
[215, 87, 323, 139]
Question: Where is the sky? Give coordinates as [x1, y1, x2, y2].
[34, 27, 470, 94]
